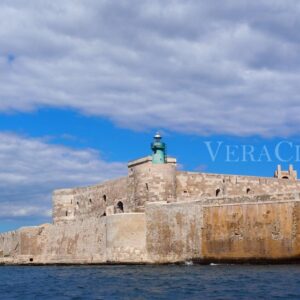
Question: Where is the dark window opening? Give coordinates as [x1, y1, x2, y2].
[29, 258, 33, 262]
[103, 195, 107, 202]
[216, 189, 221, 197]
[89, 198, 92, 204]
[65, 211, 68, 217]
[101, 212, 106, 217]
[117, 201, 124, 212]
[146, 183, 149, 190]
[71, 200, 73, 204]
[246, 188, 251, 194]
[184, 190, 187, 194]
[282, 176, 289, 179]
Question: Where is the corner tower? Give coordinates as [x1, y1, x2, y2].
[127, 133, 177, 210]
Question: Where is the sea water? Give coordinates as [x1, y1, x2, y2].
[0, 264, 300, 299]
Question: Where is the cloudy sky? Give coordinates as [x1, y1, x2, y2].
[1, 0, 300, 231]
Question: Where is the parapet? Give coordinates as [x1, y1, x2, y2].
[128, 156, 176, 168]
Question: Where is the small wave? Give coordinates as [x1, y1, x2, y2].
[210, 263, 220, 266]
[184, 261, 194, 266]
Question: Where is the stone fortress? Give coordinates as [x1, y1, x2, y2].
[2, 134, 300, 264]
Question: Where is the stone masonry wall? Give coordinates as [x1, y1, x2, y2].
[53, 177, 128, 224]
[0, 218, 107, 264]
[0, 230, 20, 258]
[106, 213, 147, 263]
[145, 201, 203, 263]
[36, 217, 107, 264]
[52, 163, 300, 225]
[0, 213, 147, 265]
[3, 194, 300, 264]
[176, 171, 300, 201]
[202, 201, 300, 262]
[127, 161, 176, 208]
[145, 192, 300, 263]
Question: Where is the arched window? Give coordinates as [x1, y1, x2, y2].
[103, 195, 107, 202]
[117, 201, 124, 213]
[246, 188, 251, 194]
[216, 189, 221, 197]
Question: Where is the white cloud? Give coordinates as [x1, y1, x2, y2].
[0, 1, 300, 136]
[0, 133, 126, 221]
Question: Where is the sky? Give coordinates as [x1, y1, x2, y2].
[1, 0, 300, 232]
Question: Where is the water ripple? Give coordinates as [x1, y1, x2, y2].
[0, 265, 300, 299]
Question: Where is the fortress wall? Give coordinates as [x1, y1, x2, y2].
[0, 214, 147, 265]
[0, 218, 107, 264]
[145, 201, 203, 263]
[18, 226, 46, 257]
[3, 193, 300, 264]
[52, 189, 75, 224]
[106, 213, 147, 263]
[34, 217, 107, 264]
[0, 230, 20, 258]
[39, 213, 147, 264]
[53, 177, 128, 224]
[127, 161, 177, 207]
[176, 172, 300, 201]
[202, 192, 300, 206]
[145, 193, 300, 263]
[0, 226, 48, 262]
[202, 201, 300, 262]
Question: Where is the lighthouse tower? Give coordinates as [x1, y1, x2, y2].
[151, 132, 166, 164]
[127, 133, 177, 209]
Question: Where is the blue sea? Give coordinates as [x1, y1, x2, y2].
[0, 264, 300, 299]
